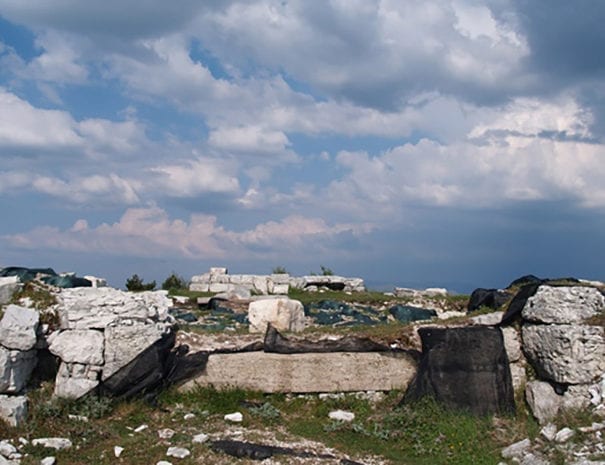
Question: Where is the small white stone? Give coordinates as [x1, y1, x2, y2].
[192, 433, 209, 444]
[554, 427, 575, 443]
[158, 428, 175, 439]
[156, 462, 172, 465]
[134, 424, 148, 433]
[18, 438, 28, 446]
[540, 423, 557, 441]
[183, 413, 195, 420]
[501, 438, 531, 459]
[114, 446, 124, 458]
[166, 447, 190, 459]
[40, 457, 56, 465]
[68, 414, 89, 422]
[224, 412, 243, 423]
[0, 440, 17, 457]
[328, 410, 355, 422]
[32, 438, 73, 450]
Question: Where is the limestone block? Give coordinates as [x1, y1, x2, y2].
[0, 395, 27, 427]
[252, 276, 269, 295]
[522, 324, 605, 384]
[502, 327, 522, 362]
[102, 319, 172, 380]
[57, 288, 171, 329]
[470, 311, 504, 326]
[209, 267, 228, 275]
[189, 282, 209, 292]
[0, 347, 37, 394]
[248, 298, 305, 333]
[509, 362, 527, 392]
[526, 380, 561, 424]
[522, 286, 605, 324]
[0, 277, 20, 306]
[53, 363, 100, 399]
[180, 351, 417, 393]
[49, 329, 104, 365]
[0, 305, 39, 351]
[208, 283, 231, 293]
[83, 276, 107, 288]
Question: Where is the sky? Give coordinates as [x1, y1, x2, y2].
[1, 0, 604, 292]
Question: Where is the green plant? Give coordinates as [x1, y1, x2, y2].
[320, 265, 334, 276]
[161, 272, 188, 291]
[125, 274, 156, 292]
[10, 282, 57, 310]
[249, 402, 281, 421]
[272, 266, 288, 274]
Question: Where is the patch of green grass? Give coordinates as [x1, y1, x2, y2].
[10, 282, 57, 310]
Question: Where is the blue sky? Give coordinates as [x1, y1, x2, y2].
[1, 0, 604, 292]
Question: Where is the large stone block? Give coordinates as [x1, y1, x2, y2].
[522, 286, 605, 324]
[0, 305, 39, 351]
[102, 319, 172, 380]
[0, 395, 27, 427]
[49, 329, 104, 365]
[0, 347, 37, 394]
[522, 324, 605, 384]
[248, 298, 305, 333]
[180, 351, 416, 393]
[53, 363, 100, 399]
[526, 380, 561, 424]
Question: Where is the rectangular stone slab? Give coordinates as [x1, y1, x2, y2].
[180, 351, 416, 393]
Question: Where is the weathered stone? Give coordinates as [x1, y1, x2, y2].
[0, 305, 39, 351]
[540, 423, 557, 441]
[470, 311, 503, 326]
[224, 412, 243, 422]
[0, 395, 27, 426]
[509, 363, 527, 392]
[501, 438, 531, 459]
[192, 433, 209, 444]
[522, 285, 605, 324]
[248, 298, 305, 333]
[328, 410, 355, 422]
[0, 347, 37, 393]
[554, 427, 574, 443]
[403, 326, 515, 416]
[53, 363, 100, 399]
[83, 275, 107, 288]
[57, 288, 171, 329]
[48, 329, 104, 365]
[40, 457, 56, 465]
[0, 277, 20, 306]
[166, 447, 190, 459]
[468, 288, 513, 312]
[32, 438, 72, 450]
[526, 380, 561, 424]
[522, 324, 605, 384]
[181, 351, 416, 393]
[102, 319, 172, 381]
[502, 327, 522, 362]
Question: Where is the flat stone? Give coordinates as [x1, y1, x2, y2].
[540, 423, 557, 441]
[328, 410, 355, 422]
[522, 285, 605, 324]
[48, 329, 104, 365]
[0, 277, 20, 306]
[158, 428, 175, 439]
[0, 305, 39, 351]
[526, 380, 561, 425]
[0, 440, 17, 457]
[522, 324, 605, 384]
[248, 298, 305, 333]
[32, 438, 72, 450]
[41, 457, 56, 465]
[53, 363, 99, 399]
[470, 311, 503, 326]
[224, 412, 243, 422]
[0, 395, 27, 427]
[192, 433, 209, 444]
[181, 351, 416, 393]
[554, 427, 574, 443]
[166, 447, 190, 459]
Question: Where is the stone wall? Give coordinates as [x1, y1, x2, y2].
[189, 267, 365, 295]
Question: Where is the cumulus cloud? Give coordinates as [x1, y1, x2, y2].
[3, 206, 373, 259]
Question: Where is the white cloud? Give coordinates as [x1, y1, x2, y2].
[208, 126, 291, 155]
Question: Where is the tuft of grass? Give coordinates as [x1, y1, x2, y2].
[10, 282, 57, 310]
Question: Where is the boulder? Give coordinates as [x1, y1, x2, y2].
[522, 324, 605, 384]
[248, 298, 305, 333]
[0, 305, 39, 351]
[470, 311, 504, 326]
[526, 380, 562, 424]
[0, 277, 20, 306]
[102, 319, 173, 380]
[0, 395, 27, 427]
[0, 347, 37, 393]
[53, 363, 100, 399]
[522, 286, 605, 324]
[48, 329, 104, 365]
[402, 326, 515, 416]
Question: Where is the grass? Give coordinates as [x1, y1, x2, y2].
[9, 282, 57, 310]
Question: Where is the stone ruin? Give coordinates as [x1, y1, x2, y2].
[190, 267, 365, 294]
[0, 269, 603, 435]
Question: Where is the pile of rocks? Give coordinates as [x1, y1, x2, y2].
[189, 267, 365, 295]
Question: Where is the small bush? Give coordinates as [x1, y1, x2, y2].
[125, 274, 156, 292]
[272, 266, 288, 274]
[161, 272, 188, 291]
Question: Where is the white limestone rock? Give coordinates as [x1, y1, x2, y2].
[0, 305, 39, 351]
[470, 311, 503, 326]
[83, 275, 106, 288]
[522, 285, 605, 324]
[192, 433, 209, 444]
[0, 395, 27, 427]
[540, 423, 557, 442]
[525, 380, 562, 425]
[53, 362, 100, 399]
[328, 410, 355, 422]
[32, 438, 72, 450]
[502, 327, 522, 362]
[41, 457, 56, 465]
[0, 277, 20, 306]
[554, 427, 574, 443]
[522, 324, 605, 384]
[224, 412, 243, 422]
[166, 447, 190, 459]
[0, 347, 37, 393]
[501, 438, 531, 459]
[48, 329, 104, 365]
[248, 298, 305, 333]
[102, 319, 172, 381]
[57, 288, 172, 329]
